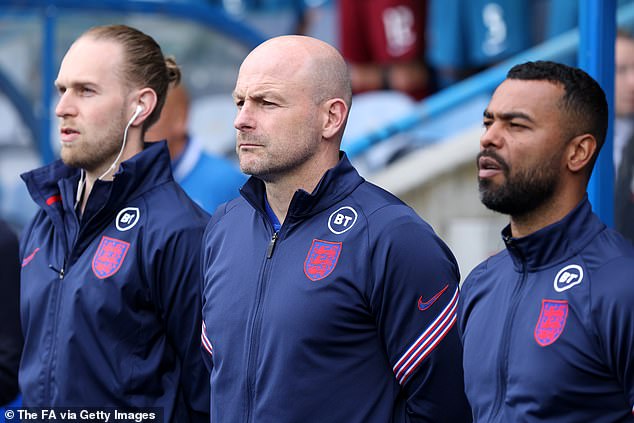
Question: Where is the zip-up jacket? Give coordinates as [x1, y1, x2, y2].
[201, 154, 472, 423]
[459, 197, 634, 422]
[19, 142, 210, 422]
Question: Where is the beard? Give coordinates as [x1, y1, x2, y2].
[60, 109, 127, 173]
[236, 129, 319, 183]
[478, 149, 560, 217]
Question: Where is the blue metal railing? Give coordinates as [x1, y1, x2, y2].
[581, 0, 616, 226]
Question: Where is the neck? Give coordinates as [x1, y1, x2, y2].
[509, 185, 585, 238]
[262, 151, 339, 224]
[263, 181, 295, 224]
[79, 134, 144, 213]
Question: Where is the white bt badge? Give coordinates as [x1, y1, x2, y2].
[553, 264, 583, 292]
[116, 207, 140, 231]
[328, 206, 358, 234]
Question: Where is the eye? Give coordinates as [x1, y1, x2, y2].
[509, 122, 527, 129]
[482, 119, 492, 129]
[79, 86, 95, 96]
[235, 99, 244, 109]
[261, 99, 277, 107]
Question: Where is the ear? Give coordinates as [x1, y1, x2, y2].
[321, 98, 348, 140]
[566, 133, 597, 174]
[132, 88, 158, 126]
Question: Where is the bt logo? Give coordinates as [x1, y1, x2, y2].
[553, 264, 583, 292]
[328, 206, 358, 235]
[116, 207, 140, 231]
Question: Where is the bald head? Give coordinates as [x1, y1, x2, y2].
[241, 36, 352, 109]
[233, 35, 351, 187]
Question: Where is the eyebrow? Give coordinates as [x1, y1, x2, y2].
[232, 89, 282, 101]
[54, 80, 97, 90]
[483, 110, 535, 123]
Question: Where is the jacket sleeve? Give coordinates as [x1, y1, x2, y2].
[152, 224, 210, 422]
[0, 221, 22, 406]
[591, 255, 634, 416]
[368, 209, 472, 422]
[200, 223, 214, 372]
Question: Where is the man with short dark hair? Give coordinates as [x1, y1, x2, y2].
[459, 60, 634, 421]
[19, 25, 209, 421]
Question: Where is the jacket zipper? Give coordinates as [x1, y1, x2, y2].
[48, 264, 65, 279]
[492, 238, 527, 419]
[245, 230, 279, 422]
[43, 260, 66, 403]
[266, 232, 279, 259]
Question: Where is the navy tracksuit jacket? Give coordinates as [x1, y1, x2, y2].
[460, 197, 634, 422]
[19, 142, 210, 421]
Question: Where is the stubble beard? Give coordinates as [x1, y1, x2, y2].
[237, 130, 319, 183]
[60, 111, 127, 173]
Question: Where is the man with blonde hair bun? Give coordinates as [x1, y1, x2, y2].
[19, 24, 210, 421]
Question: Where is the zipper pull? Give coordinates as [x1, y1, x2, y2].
[266, 232, 279, 259]
[48, 264, 65, 279]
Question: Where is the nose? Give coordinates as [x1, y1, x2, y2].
[55, 92, 77, 118]
[480, 121, 504, 150]
[234, 102, 255, 132]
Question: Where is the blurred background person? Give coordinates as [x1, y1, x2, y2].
[146, 82, 246, 214]
[0, 219, 21, 407]
[426, 0, 531, 89]
[614, 30, 634, 172]
[615, 30, 634, 242]
[338, 0, 430, 100]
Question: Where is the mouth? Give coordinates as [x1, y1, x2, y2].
[477, 155, 505, 179]
[60, 127, 80, 143]
[237, 132, 264, 149]
[237, 137, 264, 150]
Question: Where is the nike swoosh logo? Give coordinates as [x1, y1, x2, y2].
[418, 284, 449, 311]
[21, 247, 40, 268]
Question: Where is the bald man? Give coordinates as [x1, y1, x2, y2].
[200, 35, 471, 422]
[146, 83, 246, 214]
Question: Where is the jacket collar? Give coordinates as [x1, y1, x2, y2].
[22, 141, 173, 212]
[501, 196, 605, 271]
[240, 152, 364, 221]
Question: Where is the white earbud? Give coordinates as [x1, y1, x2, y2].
[128, 105, 143, 126]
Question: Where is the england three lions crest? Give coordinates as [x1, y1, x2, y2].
[304, 239, 342, 281]
[534, 299, 568, 347]
[92, 236, 130, 279]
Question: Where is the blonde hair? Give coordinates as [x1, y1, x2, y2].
[83, 24, 181, 132]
